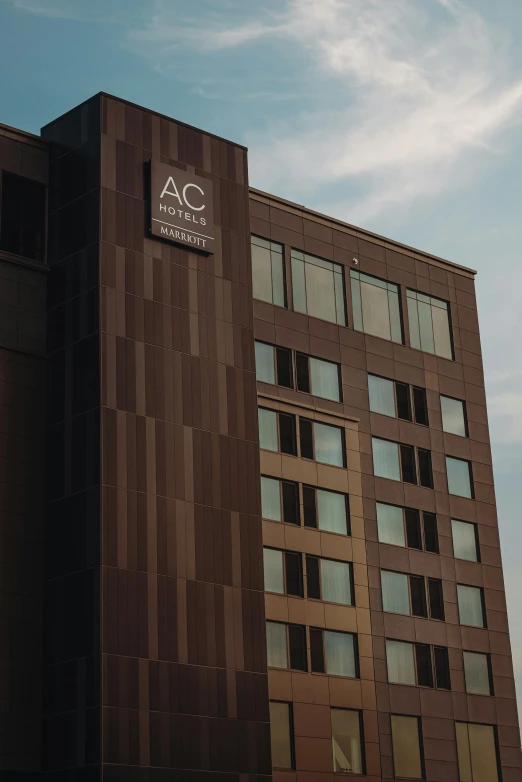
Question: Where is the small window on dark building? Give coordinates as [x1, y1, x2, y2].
[0, 171, 46, 262]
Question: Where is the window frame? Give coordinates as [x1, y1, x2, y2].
[251, 234, 287, 308]
[385, 638, 451, 691]
[260, 475, 300, 525]
[263, 547, 304, 597]
[350, 268, 404, 344]
[296, 351, 342, 402]
[372, 437, 433, 487]
[368, 373, 429, 426]
[381, 569, 445, 621]
[446, 455, 474, 498]
[309, 627, 359, 678]
[463, 650, 494, 697]
[451, 518, 480, 562]
[305, 555, 355, 606]
[455, 722, 501, 782]
[376, 502, 438, 553]
[406, 287, 454, 361]
[300, 417, 346, 467]
[440, 394, 469, 438]
[391, 714, 425, 781]
[302, 485, 351, 535]
[457, 584, 487, 629]
[269, 700, 295, 770]
[258, 407, 297, 455]
[331, 707, 366, 775]
[0, 170, 47, 263]
[266, 620, 308, 671]
[290, 247, 347, 326]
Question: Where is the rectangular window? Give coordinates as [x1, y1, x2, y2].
[446, 456, 474, 498]
[0, 171, 46, 262]
[381, 571, 410, 615]
[302, 486, 349, 534]
[296, 353, 341, 402]
[457, 585, 486, 628]
[372, 439, 433, 487]
[306, 556, 353, 605]
[269, 701, 294, 769]
[441, 395, 468, 437]
[351, 270, 402, 343]
[260, 476, 299, 524]
[300, 419, 345, 466]
[381, 571, 443, 620]
[291, 249, 346, 325]
[434, 646, 451, 690]
[456, 723, 499, 782]
[407, 289, 453, 360]
[391, 715, 424, 779]
[331, 709, 364, 774]
[255, 341, 293, 388]
[368, 375, 428, 425]
[452, 519, 480, 562]
[463, 651, 493, 696]
[377, 504, 440, 555]
[263, 548, 303, 597]
[428, 578, 445, 621]
[310, 629, 357, 677]
[251, 236, 285, 307]
[266, 621, 307, 671]
[258, 409, 297, 455]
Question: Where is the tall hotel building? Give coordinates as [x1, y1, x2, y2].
[0, 93, 519, 781]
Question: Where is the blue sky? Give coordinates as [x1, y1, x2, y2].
[2, 0, 522, 701]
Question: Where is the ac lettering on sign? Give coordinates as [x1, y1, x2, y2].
[149, 161, 215, 253]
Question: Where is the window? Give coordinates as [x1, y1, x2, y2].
[457, 585, 485, 628]
[310, 629, 357, 677]
[463, 651, 493, 696]
[306, 556, 353, 605]
[381, 571, 444, 620]
[331, 709, 364, 774]
[456, 723, 499, 782]
[452, 520, 479, 562]
[441, 395, 468, 437]
[266, 621, 307, 671]
[255, 341, 293, 387]
[300, 419, 345, 467]
[351, 270, 402, 343]
[291, 249, 346, 325]
[263, 548, 303, 596]
[0, 171, 46, 262]
[376, 503, 438, 553]
[446, 457, 474, 498]
[386, 640, 450, 689]
[372, 438, 433, 487]
[391, 715, 424, 780]
[258, 408, 296, 454]
[302, 486, 349, 534]
[251, 236, 285, 307]
[407, 289, 453, 360]
[368, 375, 428, 426]
[260, 476, 299, 524]
[270, 701, 294, 769]
[296, 353, 341, 402]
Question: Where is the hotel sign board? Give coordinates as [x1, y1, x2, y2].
[149, 161, 215, 253]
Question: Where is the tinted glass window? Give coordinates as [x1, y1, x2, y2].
[391, 715, 423, 779]
[441, 395, 467, 436]
[325, 631, 356, 677]
[407, 289, 452, 359]
[261, 476, 281, 521]
[288, 625, 307, 671]
[276, 348, 293, 388]
[264, 548, 284, 593]
[316, 489, 348, 534]
[251, 236, 285, 306]
[386, 639, 415, 685]
[463, 652, 491, 696]
[457, 585, 485, 628]
[279, 413, 296, 455]
[381, 570, 410, 615]
[351, 270, 402, 343]
[291, 249, 346, 325]
[413, 387, 429, 425]
[373, 438, 401, 481]
[396, 382, 411, 421]
[285, 552, 303, 597]
[281, 481, 299, 524]
[331, 709, 363, 774]
[255, 341, 275, 384]
[456, 722, 499, 782]
[313, 422, 344, 466]
[368, 375, 395, 417]
[258, 409, 278, 451]
[266, 621, 287, 668]
[446, 456, 473, 498]
[452, 520, 479, 561]
[0, 171, 46, 262]
[309, 357, 340, 401]
[321, 559, 352, 605]
[269, 702, 293, 769]
[376, 502, 405, 547]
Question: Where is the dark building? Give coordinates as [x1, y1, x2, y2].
[0, 92, 519, 781]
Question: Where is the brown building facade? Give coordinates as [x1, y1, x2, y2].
[0, 93, 519, 781]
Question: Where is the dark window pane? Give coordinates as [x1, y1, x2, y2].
[282, 481, 299, 524]
[410, 576, 427, 617]
[400, 445, 416, 484]
[310, 628, 325, 673]
[285, 553, 303, 597]
[279, 414, 296, 455]
[396, 383, 411, 421]
[306, 556, 321, 599]
[295, 353, 310, 393]
[288, 625, 307, 671]
[303, 486, 317, 528]
[0, 171, 46, 261]
[299, 418, 314, 460]
[418, 448, 433, 488]
[276, 348, 294, 388]
[415, 644, 433, 687]
[423, 513, 439, 553]
[428, 579, 445, 621]
[434, 646, 451, 690]
[413, 387, 429, 426]
[405, 508, 422, 550]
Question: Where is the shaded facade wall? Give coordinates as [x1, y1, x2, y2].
[250, 190, 521, 782]
[0, 124, 48, 777]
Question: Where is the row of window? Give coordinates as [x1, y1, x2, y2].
[271, 702, 500, 779]
[252, 236, 454, 360]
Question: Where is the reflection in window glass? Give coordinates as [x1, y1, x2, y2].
[441, 395, 467, 436]
[368, 374, 396, 417]
[261, 476, 281, 521]
[258, 409, 278, 451]
[331, 709, 363, 774]
[452, 520, 478, 561]
[446, 456, 473, 498]
[270, 701, 293, 769]
[381, 570, 410, 615]
[372, 438, 401, 481]
[321, 559, 352, 605]
[266, 621, 288, 668]
[457, 585, 485, 628]
[386, 639, 416, 685]
[351, 270, 402, 343]
[377, 502, 406, 547]
[251, 236, 285, 307]
[391, 715, 423, 779]
[291, 250, 346, 325]
[310, 357, 340, 402]
[456, 722, 499, 782]
[255, 341, 275, 384]
[325, 631, 356, 677]
[263, 548, 284, 594]
[463, 652, 491, 696]
[317, 489, 348, 534]
[314, 422, 344, 466]
[407, 289, 452, 359]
